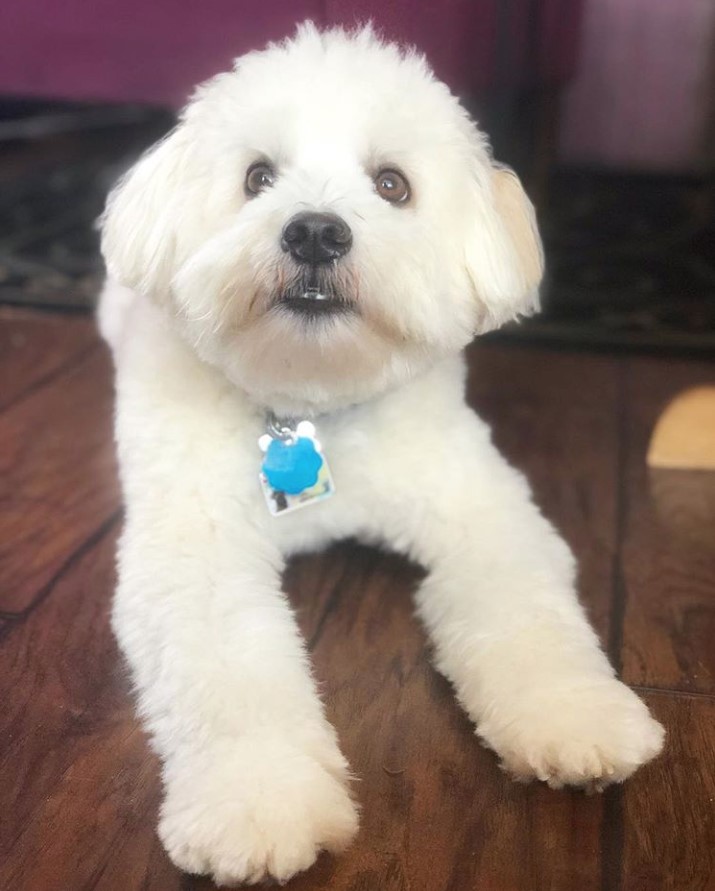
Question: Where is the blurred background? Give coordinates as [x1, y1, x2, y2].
[0, 0, 713, 353]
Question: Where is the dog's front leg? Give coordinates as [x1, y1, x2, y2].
[394, 408, 664, 789]
[111, 342, 357, 886]
[115, 513, 357, 885]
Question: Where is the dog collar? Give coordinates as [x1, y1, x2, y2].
[258, 412, 335, 516]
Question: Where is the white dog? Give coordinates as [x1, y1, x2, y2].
[98, 23, 664, 886]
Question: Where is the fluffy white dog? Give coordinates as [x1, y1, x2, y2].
[98, 23, 664, 886]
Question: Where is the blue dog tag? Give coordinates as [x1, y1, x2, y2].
[258, 419, 335, 515]
[262, 436, 323, 495]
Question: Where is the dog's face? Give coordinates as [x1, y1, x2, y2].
[102, 25, 542, 412]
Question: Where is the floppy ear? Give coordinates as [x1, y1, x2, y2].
[100, 128, 195, 301]
[465, 166, 544, 332]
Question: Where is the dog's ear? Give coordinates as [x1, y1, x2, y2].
[100, 129, 194, 301]
[465, 165, 544, 332]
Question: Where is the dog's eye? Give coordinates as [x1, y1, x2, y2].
[374, 169, 410, 204]
[245, 163, 276, 197]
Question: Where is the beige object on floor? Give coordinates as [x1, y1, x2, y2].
[647, 386, 715, 470]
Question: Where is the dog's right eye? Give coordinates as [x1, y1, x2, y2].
[245, 163, 276, 197]
[374, 168, 410, 204]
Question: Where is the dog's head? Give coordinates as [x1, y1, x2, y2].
[101, 24, 542, 412]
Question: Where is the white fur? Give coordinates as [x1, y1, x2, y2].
[99, 24, 664, 886]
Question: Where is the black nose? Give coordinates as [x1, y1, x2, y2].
[281, 212, 352, 264]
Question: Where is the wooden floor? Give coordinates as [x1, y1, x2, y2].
[1, 306, 714, 891]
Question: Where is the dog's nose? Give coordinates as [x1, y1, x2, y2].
[281, 212, 352, 264]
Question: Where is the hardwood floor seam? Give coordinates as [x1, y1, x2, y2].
[600, 787, 625, 891]
[600, 359, 630, 891]
[607, 359, 630, 674]
[0, 341, 99, 414]
[631, 684, 715, 702]
[0, 510, 121, 636]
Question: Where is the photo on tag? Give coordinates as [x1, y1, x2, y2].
[260, 458, 336, 516]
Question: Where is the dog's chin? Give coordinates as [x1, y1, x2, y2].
[225, 297, 410, 415]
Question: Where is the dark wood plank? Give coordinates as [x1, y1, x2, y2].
[0, 525, 179, 891]
[0, 343, 120, 614]
[619, 692, 715, 891]
[620, 356, 715, 693]
[0, 307, 97, 411]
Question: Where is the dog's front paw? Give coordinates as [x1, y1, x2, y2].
[480, 677, 665, 790]
[159, 735, 359, 885]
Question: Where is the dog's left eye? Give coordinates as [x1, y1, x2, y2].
[374, 169, 410, 204]
[245, 163, 276, 197]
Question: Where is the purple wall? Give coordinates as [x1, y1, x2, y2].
[560, 0, 715, 172]
[0, 0, 582, 105]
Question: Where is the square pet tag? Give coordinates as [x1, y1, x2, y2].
[259, 420, 336, 516]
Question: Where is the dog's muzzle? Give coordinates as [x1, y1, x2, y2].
[281, 212, 352, 265]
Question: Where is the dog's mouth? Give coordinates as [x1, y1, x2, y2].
[279, 290, 353, 318]
[272, 268, 356, 320]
